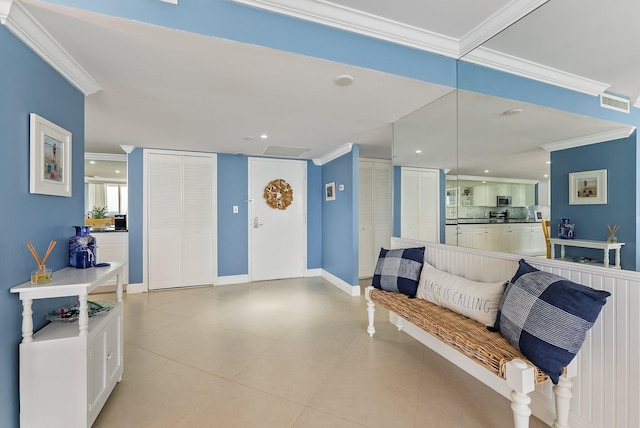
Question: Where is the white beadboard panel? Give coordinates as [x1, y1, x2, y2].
[390, 238, 639, 428]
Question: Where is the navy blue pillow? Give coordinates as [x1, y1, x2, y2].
[493, 259, 610, 383]
[372, 247, 425, 298]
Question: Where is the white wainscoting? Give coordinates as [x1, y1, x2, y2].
[392, 237, 639, 428]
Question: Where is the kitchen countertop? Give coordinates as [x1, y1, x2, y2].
[446, 219, 541, 225]
[89, 227, 128, 233]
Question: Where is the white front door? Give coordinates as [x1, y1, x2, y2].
[249, 158, 307, 281]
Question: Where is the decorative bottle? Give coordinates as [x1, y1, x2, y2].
[69, 226, 96, 267]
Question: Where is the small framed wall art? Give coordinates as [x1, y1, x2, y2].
[30, 113, 72, 197]
[569, 169, 606, 205]
[325, 182, 336, 201]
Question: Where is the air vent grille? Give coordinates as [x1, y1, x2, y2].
[600, 93, 630, 114]
[262, 146, 309, 158]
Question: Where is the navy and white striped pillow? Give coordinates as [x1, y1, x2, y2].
[493, 259, 610, 384]
[372, 247, 425, 298]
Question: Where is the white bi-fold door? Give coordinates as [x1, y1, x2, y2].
[147, 151, 216, 290]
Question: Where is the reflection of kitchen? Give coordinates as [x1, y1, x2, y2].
[84, 155, 129, 289]
[445, 176, 550, 255]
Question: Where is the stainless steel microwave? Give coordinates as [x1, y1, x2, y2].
[497, 196, 512, 207]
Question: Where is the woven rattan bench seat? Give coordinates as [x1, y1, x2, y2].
[369, 288, 550, 385]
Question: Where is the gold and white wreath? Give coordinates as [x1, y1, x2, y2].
[264, 178, 293, 210]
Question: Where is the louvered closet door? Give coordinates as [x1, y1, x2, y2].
[148, 154, 183, 290]
[359, 162, 373, 277]
[182, 155, 215, 287]
[372, 161, 391, 264]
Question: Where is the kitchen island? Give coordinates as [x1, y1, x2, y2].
[445, 220, 546, 256]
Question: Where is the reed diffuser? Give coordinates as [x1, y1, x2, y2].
[27, 241, 56, 284]
[606, 224, 619, 243]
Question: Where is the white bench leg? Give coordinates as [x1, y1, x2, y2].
[506, 359, 535, 428]
[367, 300, 376, 337]
[365, 286, 376, 337]
[553, 359, 577, 428]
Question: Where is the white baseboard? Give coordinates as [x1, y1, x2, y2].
[305, 268, 321, 277]
[321, 269, 361, 296]
[215, 274, 249, 286]
[126, 282, 146, 294]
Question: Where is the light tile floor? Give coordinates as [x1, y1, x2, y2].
[92, 277, 549, 428]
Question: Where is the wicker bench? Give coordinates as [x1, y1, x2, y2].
[365, 286, 576, 428]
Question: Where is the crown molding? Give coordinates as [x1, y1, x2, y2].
[232, 0, 460, 58]
[0, 0, 101, 95]
[463, 46, 610, 96]
[459, 0, 549, 56]
[313, 143, 353, 165]
[541, 127, 635, 152]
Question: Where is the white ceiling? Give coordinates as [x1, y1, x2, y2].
[12, 0, 640, 179]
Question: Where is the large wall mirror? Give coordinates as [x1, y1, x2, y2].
[84, 153, 128, 223]
[393, 0, 637, 269]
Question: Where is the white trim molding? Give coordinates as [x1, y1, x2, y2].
[0, 0, 101, 95]
[232, 0, 460, 58]
[126, 282, 146, 294]
[541, 126, 636, 152]
[458, 0, 549, 56]
[321, 269, 361, 296]
[215, 274, 250, 286]
[313, 143, 353, 166]
[463, 46, 610, 96]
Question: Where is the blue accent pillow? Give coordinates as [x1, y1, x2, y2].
[372, 247, 425, 298]
[492, 259, 611, 384]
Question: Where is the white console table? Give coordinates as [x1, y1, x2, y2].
[10, 262, 125, 428]
[549, 238, 625, 268]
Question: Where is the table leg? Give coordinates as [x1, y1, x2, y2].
[603, 249, 610, 268]
[21, 298, 34, 343]
[78, 293, 89, 336]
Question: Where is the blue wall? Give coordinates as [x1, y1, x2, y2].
[550, 133, 637, 269]
[0, 25, 85, 427]
[217, 154, 249, 276]
[321, 146, 360, 286]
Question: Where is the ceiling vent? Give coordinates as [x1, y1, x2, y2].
[262, 146, 309, 158]
[600, 93, 630, 114]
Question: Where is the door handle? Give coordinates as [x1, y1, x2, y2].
[253, 217, 263, 229]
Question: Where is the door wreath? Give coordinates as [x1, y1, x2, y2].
[264, 178, 293, 210]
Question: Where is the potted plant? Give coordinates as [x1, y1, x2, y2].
[86, 206, 112, 227]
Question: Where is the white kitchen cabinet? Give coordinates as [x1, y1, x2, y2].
[10, 263, 125, 428]
[146, 151, 216, 290]
[359, 159, 391, 277]
[456, 224, 474, 248]
[93, 231, 128, 289]
[445, 225, 457, 245]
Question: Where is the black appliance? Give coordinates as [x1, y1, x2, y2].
[114, 214, 127, 230]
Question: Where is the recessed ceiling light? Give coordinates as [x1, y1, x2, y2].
[544, 174, 549, 178]
[334, 74, 355, 86]
[89, 160, 96, 164]
[260, 134, 268, 139]
[484, 169, 489, 173]
[545, 161, 551, 164]
[415, 149, 422, 154]
[115, 170, 120, 174]
[502, 108, 523, 116]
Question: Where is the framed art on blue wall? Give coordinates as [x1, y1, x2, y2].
[569, 169, 606, 205]
[29, 113, 72, 197]
[325, 182, 335, 201]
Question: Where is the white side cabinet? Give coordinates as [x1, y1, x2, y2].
[10, 263, 125, 428]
